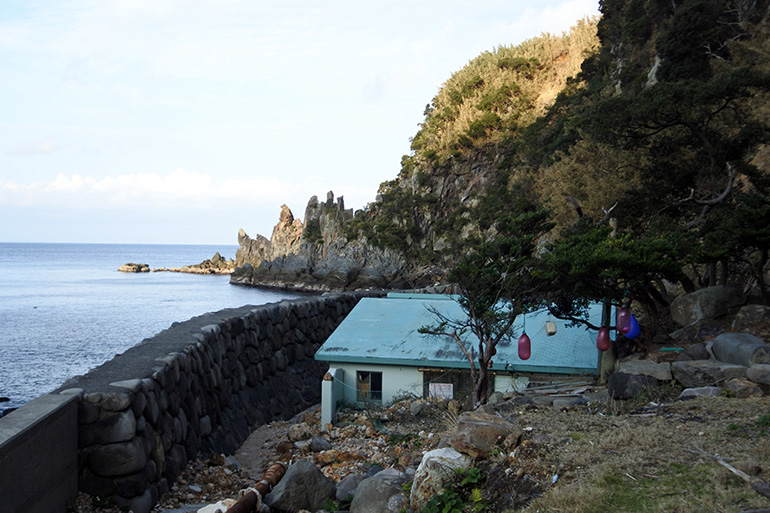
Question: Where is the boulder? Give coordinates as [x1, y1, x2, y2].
[617, 358, 673, 381]
[350, 468, 408, 513]
[410, 448, 473, 512]
[449, 411, 522, 459]
[670, 286, 744, 326]
[733, 304, 770, 330]
[607, 372, 659, 399]
[669, 320, 726, 347]
[676, 342, 712, 362]
[747, 363, 770, 385]
[287, 422, 312, 442]
[336, 473, 363, 501]
[671, 360, 748, 388]
[263, 459, 335, 512]
[724, 378, 764, 398]
[711, 333, 770, 367]
[310, 436, 332, 452]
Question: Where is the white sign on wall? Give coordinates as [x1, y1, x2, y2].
[429, 383, 454, 400]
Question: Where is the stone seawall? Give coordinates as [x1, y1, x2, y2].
[54, 292, 369, 513]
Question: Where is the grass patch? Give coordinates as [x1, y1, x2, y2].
[526, 462, 759, 513]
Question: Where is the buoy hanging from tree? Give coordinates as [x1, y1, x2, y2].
[518, 333, 531, 360]
[616, 306, 631, 334]
[596, 326, 611, 351]
[626, 314, 641, 339]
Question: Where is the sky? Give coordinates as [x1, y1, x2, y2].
[0, 0, 600, 245]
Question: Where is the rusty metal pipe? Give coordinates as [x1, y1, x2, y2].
[225, 462, 287, 513]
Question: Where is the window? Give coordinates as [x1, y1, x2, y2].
[357, 371, 382, 402]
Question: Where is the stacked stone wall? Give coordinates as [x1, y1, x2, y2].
[55, 292, 367, 513]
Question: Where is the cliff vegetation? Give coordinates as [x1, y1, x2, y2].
[234, 0, 770, 343]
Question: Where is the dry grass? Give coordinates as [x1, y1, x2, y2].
[508, 396, 770, 513]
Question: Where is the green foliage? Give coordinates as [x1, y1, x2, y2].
[421, 468, 488, 513]
[757, 414, 770, 428]
[538, 224, 683, 319]
[302, 220, 323, 244]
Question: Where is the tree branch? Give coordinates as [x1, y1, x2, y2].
[685, 446, 770, 500]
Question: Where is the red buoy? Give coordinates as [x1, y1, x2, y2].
[518, 332, 531, 360]
[616, 306, 631, 334]
[597, 326, 611, 351]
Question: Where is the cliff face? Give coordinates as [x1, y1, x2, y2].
[231, 192, 441, 291]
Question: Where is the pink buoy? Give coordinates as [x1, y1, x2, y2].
[597, 326, 611, 351]
[616, 306, 631, 334]
[518, 333, 531, 360]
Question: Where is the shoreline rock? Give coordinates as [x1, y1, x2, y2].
[119, 253, 236, 276]
[117, 263, 150, 273]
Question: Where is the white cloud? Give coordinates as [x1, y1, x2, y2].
[7, 140, 61, 156]
[1, 169, 299, 209]
[0, 0, 602, 243]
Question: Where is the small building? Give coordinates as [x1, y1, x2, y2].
[315, 293, 604, 427]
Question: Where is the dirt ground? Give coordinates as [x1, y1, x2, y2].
[147, 391, 769, 513]
[66, 383, 769, 513]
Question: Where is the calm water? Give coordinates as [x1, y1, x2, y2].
[0, 242, 301, 412]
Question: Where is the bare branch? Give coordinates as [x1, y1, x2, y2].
[685, 446, 770, 500]
[565, 196, 584, 219]
[683, 163, 736, 229]
[597, 202, 618, 227]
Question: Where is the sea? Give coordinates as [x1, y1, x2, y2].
[0, 242, 303, 414]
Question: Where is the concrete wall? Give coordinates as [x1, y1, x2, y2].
[0, 292, 369, 513]
[0, 393, 79, 513]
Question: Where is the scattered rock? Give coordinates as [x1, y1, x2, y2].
[287, 422, 312, 442]
[449, 411, 522, 459]
[310, 436, 333, 452]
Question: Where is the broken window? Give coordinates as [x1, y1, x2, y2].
[356, 371, 382, 402]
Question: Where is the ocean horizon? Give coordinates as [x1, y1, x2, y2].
[0, 242, 303, 413]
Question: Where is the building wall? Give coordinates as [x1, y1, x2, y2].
[0, 394, 79, 513]
[333, 363, 424, 406]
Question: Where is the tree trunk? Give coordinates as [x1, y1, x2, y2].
[756, 248, 769, 306]
[474, 363, 489, 407]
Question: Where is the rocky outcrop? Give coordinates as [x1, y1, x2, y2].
[231, 192, 434, 291]
[155, 252, 236, 275]
[120, 254, 236, 275]
[118, 263, 150, 273]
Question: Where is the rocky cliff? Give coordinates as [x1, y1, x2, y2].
[231, 192, 442, 291]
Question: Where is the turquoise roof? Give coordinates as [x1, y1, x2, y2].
[315, 295, 604, 375]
